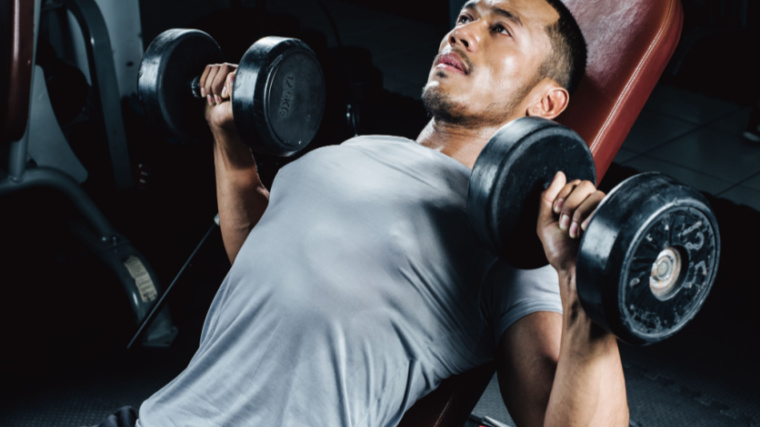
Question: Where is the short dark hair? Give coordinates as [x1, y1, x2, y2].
[540, 0, 587, 94]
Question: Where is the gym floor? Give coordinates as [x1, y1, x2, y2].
[1, 0, 759, 426]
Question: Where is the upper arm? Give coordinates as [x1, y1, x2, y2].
[496, 310, 562, 427]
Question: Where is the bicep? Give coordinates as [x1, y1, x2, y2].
[496, 310, 562, 427]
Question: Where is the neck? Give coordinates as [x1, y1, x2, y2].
[415, 118, 507, 169]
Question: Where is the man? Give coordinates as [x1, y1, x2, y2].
[134, 0, 629, 425]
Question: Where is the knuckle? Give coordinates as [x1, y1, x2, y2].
[577, 181, 595, 193]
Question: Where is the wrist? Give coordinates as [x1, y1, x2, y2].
[210, 120, 242, 142]
[558, 268, 617, 353]
[211, 122, 248, 154]
[557, 264, 576, 286]
[212, 127, 257, 172]
[556, 264, 577, 311]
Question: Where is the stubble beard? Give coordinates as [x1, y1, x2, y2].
[422, 72, 536, 129]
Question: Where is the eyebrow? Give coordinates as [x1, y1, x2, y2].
[462, 1, 524, 28]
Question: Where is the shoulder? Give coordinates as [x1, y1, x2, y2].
[480, 262, 563, 344]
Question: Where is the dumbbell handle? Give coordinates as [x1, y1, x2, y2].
[190, 75, 204, 99]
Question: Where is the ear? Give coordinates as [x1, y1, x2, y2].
[526, 82, 569, 120]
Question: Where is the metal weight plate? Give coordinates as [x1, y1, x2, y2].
[138, 29, 224, 141]
[233, 37, 326, 157]
[468, 117, 596, 268]
[576, 172, 720, 345]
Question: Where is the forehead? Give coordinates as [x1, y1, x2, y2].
[461, 0, 559, 29]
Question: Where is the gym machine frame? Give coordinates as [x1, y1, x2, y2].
[1, 0, 176, 347]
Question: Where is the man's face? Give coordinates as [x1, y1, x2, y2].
[423, 0, 559, 127]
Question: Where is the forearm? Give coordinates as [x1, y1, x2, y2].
[212, 127, 269, 263]
[544, 269, 629, 427]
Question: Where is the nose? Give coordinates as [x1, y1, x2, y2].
[448, 21, 480, 52]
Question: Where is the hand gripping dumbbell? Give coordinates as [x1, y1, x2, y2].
[468, 117, 720, 345]
[138, 29, 326, 157]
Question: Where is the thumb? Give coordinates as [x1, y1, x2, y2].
[538, 171, 566, 228]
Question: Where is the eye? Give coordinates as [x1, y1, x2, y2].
[493, 24, 511, 36]
[457, 14, 472, 25]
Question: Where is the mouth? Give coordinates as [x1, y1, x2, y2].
[435, 51, 470, 75]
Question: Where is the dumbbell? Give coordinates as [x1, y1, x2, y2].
[468, 117, 720, 345]
[138, 29, 326, 157]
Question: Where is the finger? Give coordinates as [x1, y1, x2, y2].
[578, 190, 605, 232]
[222, 70, 236, 100]
[211, 63, 235, 104]
[538, 171, 566, 229]
[553, 179, 582, 214]
[199, 64, 212, 98]
[558, 181, 597, 237]
[558, 180, 595, 232]
[567, 191, 605, 239]
[203, 64, 220, 106]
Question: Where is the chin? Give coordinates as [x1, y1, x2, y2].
[422, 85, 467, 124]
[421, 81, 436, 100]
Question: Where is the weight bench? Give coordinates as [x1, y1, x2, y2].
[1, 0, 176, 347]
[398, 0, 684, 425]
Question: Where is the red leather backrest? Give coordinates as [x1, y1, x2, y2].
[398, 1, 683, 425]
[558, 0, 683, 180]
[1, 0, 35, 144]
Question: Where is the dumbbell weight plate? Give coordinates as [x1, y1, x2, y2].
[233, 37, 326, 157]
[577, 172, 720, 345]
[468, 117, 596, 268]
[138, 29, 224, 141]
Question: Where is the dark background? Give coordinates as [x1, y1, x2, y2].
[1, 0, 759, 425]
